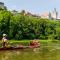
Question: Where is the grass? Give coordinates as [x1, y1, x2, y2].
[0, 39, 59, 46]
[8, 39, 59, 45]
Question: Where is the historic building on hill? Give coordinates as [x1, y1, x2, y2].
[40, 8, 59, 20]
[0, 2, 7, 10]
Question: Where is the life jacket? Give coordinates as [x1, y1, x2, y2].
[30, 40, 40, 48]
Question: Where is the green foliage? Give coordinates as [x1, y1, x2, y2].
[0, 10, 60, 40]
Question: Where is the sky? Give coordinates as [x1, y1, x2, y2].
[0, 0, 60, 15]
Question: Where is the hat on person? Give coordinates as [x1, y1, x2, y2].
[3, 34, 7, 37]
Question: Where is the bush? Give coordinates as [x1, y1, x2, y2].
[0, 10, 60, 40]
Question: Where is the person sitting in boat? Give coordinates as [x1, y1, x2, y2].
[30, 39, 40, 48]
[2, 34, 8, 48]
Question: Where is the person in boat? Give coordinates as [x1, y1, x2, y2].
[30, 39, 40, 48]
[2, 34, 8, 48]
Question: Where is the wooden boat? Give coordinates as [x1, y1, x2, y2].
[0, 46, 40, 51]
[0, 46, 29, 50]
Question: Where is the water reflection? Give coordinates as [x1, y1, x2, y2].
[0, 46, 60, 60]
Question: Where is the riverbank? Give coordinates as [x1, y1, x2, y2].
[0, 39, 59, 47]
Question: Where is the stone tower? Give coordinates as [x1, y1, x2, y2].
[52, 8, 58, 20]
[0, 2, 7, 10]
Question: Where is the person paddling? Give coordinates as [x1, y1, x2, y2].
[2, 34, 8, 48]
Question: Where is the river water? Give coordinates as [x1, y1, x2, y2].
[0, 44, 60, 60]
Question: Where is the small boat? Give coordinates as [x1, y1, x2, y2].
[0, 46, 40, 51]
[0, 46, 29, 50]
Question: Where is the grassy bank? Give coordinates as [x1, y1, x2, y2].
[6, 40, 60, 46]
[0, 40, 59, 47]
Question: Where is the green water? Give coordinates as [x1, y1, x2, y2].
[0, 43, 60, 60]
